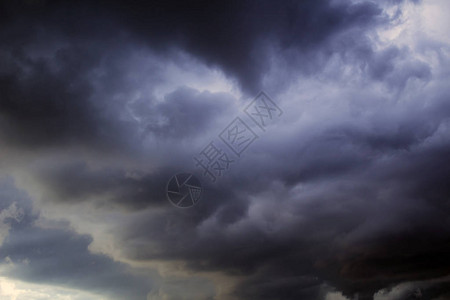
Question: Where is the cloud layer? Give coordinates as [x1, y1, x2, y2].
[1, 0, 450, 299]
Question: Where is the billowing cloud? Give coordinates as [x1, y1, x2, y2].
[1, 0, 450, 299]
[0, 177, 154, 300]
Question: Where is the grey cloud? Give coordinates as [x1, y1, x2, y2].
[112, 75, 450, 300]
[30, 161, 172, 210]
[1, 0, 388, 95]
[0, 178, 153, 300]
[366, 46, 432, 89]
[136, 86, 236, 139]
[1, 0, 449, 299]
[0, 40, 140, 152]
[0, 0, 413, 153]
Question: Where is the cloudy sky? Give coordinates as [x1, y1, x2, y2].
[1, 0, 450, 299]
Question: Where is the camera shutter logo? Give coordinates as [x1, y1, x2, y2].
[166, 173, 202, 208]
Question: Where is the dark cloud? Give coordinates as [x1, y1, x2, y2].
[0, 49, 96, 146]
[112, 80, 450, 300]
[1, 0, 386, 95]
[136, 86, 236, 139]
[0, 0, 399, 152]
[30, 161, 173, 210]
[0, 37, 140, 152]
[1, 0, 449, 299]
[0, 178, 153, 299]
[233, 276, 326, 300]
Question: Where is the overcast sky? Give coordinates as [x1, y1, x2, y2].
[1, 0, 450, 299]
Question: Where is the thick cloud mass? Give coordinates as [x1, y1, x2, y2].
[1, 0, 450, 299]
[0, 178, 153, 299]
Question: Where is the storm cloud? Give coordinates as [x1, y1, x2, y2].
[1, 0, 450, 299]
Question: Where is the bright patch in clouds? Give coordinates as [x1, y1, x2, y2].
[0, 277, 100, 300]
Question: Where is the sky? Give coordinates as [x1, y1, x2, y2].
[0, 0, 450, 299]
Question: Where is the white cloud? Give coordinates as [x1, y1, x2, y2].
[325, 291, 350, 300]
[0, 277, 101, 300]
[0, 203, 24, 246]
